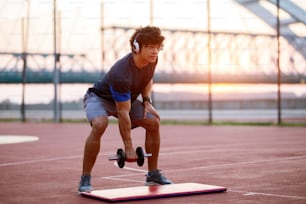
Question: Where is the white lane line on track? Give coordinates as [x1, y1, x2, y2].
[100, 162, 146, 183]
[112, 161, 147, 173]
[0, 155, 82, 167]
[229, 189, 306, 200]
[102, 176, 144, 184]
[100, 154, 306, 178]
[101, 166, 306, 201]
[160, 149, 235, 155]
[1, 151, 305, 171]
[0, 151, 115, 167]
[101, 168, 306, 201]
[0, 148, 230, 167]
[167, 154, 306, 173]
[2, 151, 305, 200]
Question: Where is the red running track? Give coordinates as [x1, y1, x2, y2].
[0, 122, 306, 204]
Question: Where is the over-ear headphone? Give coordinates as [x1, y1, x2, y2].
[132, 32, 141, 53]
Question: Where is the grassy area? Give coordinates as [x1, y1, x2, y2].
[160, 120, 306, 127]
[0, 118, 305, 127]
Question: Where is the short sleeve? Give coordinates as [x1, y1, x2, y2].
[109, 78, 131, 102]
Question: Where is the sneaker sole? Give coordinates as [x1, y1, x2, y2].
[78, 187, 93, 194]
[78, 189, 92, 194]
[145, 181, 161, 186]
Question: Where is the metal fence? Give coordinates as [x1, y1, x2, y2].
[1, 26, 306, 123]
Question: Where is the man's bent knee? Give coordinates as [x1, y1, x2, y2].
[90, 116, 108, 135]
[145, 117, 160, 130]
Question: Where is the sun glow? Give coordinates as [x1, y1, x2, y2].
[0, 0, 305, 77]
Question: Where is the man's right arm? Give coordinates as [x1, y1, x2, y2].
[115, 100, 137, 162]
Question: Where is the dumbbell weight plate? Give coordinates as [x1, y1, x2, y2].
[136, 147, 145, 166]
[117, 148, 125, 168]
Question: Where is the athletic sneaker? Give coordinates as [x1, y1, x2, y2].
[146, 169, 173, 185]
[78, 175, 93, 192]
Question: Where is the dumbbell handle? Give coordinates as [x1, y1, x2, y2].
[108, 153, 152, 161]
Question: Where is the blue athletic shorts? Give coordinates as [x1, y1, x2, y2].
[83, 92, 154, 124]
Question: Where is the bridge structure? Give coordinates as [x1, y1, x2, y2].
[235, 0, 306, 36]
[1, 0, 305, 124]
[0, 26, 305, 84]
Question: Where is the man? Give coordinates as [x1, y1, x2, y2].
[79, 26, 173, 192]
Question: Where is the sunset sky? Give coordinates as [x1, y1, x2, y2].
[0, 0, 305, 74]
[0, 0, 277, 52]
[0, 0, 305, 104]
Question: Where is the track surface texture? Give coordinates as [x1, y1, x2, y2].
[0, 122, 305, 204]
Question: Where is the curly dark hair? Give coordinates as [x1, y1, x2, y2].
[130, 26, 165, 53]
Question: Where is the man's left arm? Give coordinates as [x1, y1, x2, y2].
[142, 79, 160, 120]
[142, 79, 153, 99]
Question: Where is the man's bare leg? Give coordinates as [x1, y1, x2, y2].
[82, 116, 108, 175]
[144, 118, 160, 172]
[132, 117, 160, 171]
[134, 117, 172, 185]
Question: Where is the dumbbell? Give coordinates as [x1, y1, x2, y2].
[108, 147, 152, 168]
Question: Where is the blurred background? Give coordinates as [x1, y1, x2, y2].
[0, 0, 305, 123]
